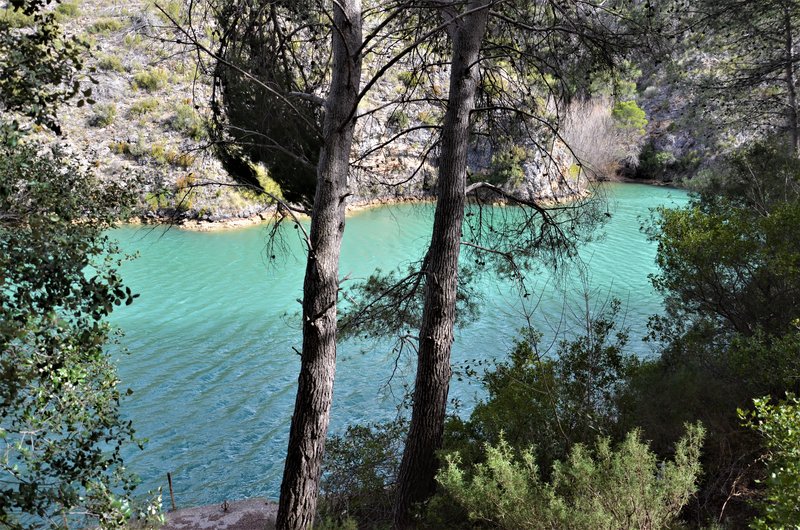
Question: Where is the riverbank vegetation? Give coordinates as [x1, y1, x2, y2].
[319, 140, 800, 528]
[3, 0, 800, 528]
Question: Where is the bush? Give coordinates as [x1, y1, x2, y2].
[54, 0, 80, 19]
[387, 110, 410, 130]
[635, 142, 675, 179]
[611, 100, 647, 135]
[485, 143, 527, 186]
[89, 102, 117, 127]
[171, 103, 206, 140]
[133, 68, 169, 92]
[320, 420, 407, 527]
[0, 6, 34, 27]
[129, 97, 159, 116]
[740, 394, 800, 529]
[88, 18, 124, 34]
[0, 135, 150, 528]
[153, 0, 185, 24]
[166, 149, 195, 168]
[97, 53, 125, 72]
[436, 424, 705, 530]
[446, 301, 634, 473]
[397, 70, 421, 89]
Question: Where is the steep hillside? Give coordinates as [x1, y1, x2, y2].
[36, 0, 618, 224]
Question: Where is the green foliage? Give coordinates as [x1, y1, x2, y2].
[0, 1, 89, 132]
[622, 140, 800, 524]
[446, 301, 634, 473]
[212, 0, 325, 205]
[314, 516, 359, 530]
[320, 421, 407, 527]
[123, 33, 143, 48]
[648, 194, 800, 338]
[165, 149, 195, 168]
[97, 53, 125, 72]
[0, 6, 34, 27]
[740, 394, 800, 529]
[436, 424, 705, 530]
[690, 141, 800, 214]
[88, 18, 124, 34]
[484, 143, 527, 186]
[171, 103, 206, 140]
[588, 60, 641, 101]
[417, 110, 438, 126]
[152, 0, 185, 24]
[129, 97, 159, 116]
[133, 68, 169, 92]
[397, 70, 421, 89]
[0, 137, 144, 528]
[611, 100, 647, 135]
[387, 110, 410, 130]
[635, 142, 676, 180]
[252, 164, 284, 201]
[54, 0, 79, 18]
[89, 102, 117, 127]
[144, 191, 171, 211]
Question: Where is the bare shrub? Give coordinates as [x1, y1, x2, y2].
[561, 97, 643, 179]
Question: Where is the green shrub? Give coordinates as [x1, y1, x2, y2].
[89, 103, 117, 127]
[109, 140, 130, 155]
[88, 18, 124, 34]
[97, 53, 125, 72]
[446, 301, 635, 473]
[436, 424, 705, 530]
[54, 0, 80, 19]
[150, 142, 167, 163]
[152, 0, 185, 24]
[133, 68, 169, 92]
[253, 165, 285, 201]
[388, 110, 410, 130]
[611, 100, 647, 135]
[397, 70, 421, 89]
[417, 110, 438, 126]
[484, 143, 528, 186]
[129, 97, 159, 116]
[123, 33, 143, 47]
[144, 191, 171, 211]
[636, 142, 675, 179]
[740, 394, 800, 529]
[171, 103, 206, 140]
[0, 6, 34, 27]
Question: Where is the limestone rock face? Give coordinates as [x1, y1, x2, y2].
[51, 0, 587, 221]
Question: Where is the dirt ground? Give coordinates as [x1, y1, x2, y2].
[162, 498, 278, 530]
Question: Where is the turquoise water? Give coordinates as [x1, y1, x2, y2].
[110, 182, 688, 506]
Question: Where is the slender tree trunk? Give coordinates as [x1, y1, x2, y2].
[393, 1, 489, 527]
[276, 2, 362, 528]
[783, 4, 799, 154]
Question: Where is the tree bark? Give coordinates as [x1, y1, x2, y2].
[393, 1, 489, 527]
[783, 3, 799, 154]
[276, 1, 362, 528]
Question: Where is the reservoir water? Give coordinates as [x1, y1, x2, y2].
[110, 182, 689, 506]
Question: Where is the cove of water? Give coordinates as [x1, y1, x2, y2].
[110, 182, 688, 506]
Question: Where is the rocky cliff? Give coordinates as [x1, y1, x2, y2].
[41, 0, 586, 224]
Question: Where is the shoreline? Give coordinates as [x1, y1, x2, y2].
[129, 179, 675, 232]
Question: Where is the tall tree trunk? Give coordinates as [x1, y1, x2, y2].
[393, 1, 489, 527]
[783, 4, 799, 154]
[276, 1, 362, 528]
